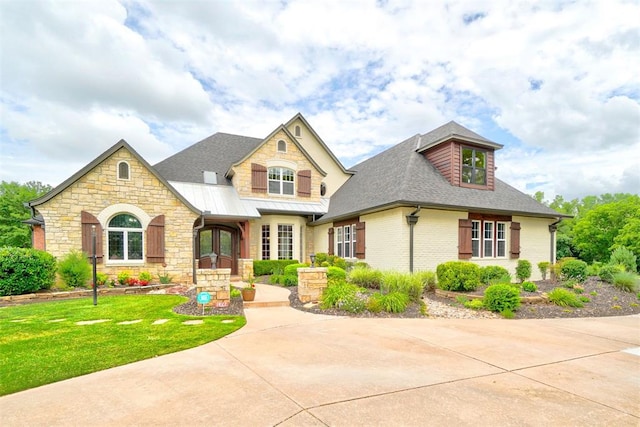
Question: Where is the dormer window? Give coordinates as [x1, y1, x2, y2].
[268, 167, 294, 195]
[117, 161, 130, 180]
[277, 140, 287, 153]
[294, 125, 301, 137]
[461, 147, 486, 186]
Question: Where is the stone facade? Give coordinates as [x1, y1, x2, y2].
[195, 268, 231, 307]
[35, 147, 199, 283]
[238, 258, 254, 281]
[297, 267, 328, 303]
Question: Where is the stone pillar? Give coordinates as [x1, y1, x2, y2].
[297, 267, 328, 303]
[195, 268, 231, 308]
[238, 259, 254, 281]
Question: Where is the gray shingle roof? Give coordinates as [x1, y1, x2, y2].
[153, 133, 263, 185]
[319, 123, 562, 222]
[416, 120, 503, 152]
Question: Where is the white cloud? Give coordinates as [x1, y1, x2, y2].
[0, 0, 638, 200]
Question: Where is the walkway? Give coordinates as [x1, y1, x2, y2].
[0, 305, 638, 425]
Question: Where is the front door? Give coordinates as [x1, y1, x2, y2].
[198, 226, 238, 274]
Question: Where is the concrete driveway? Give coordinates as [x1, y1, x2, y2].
[1, 307, 638, 426]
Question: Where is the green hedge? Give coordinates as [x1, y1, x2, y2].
[0, 247, 57, 296]
[283, 263, 310, 277]
[436, 261, 481, 291]
[253, 260, 299, 276]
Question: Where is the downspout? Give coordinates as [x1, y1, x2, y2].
[406, 206, 421, 273]
[548, 218, 562, 264]
[193, 214, 206, 284]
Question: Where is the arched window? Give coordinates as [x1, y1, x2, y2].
[277, 140, 287, 153]
[117, 161, 130, 180]
[107, 213, 143, 261]
[294, 125, 301, 137]
[268, 167, 294, 195]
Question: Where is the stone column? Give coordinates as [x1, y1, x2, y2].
[195, 268, 231, 307]
[297, 267, 328, 303]
[238, 259, 254, 281]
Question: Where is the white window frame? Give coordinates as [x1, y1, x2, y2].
[471, 220, 481, 258]
[496, 222, 507, 257]
[268, 167, 295, 196]
[483, 221, 493, 258]
[336, 227, 343, 257]
[107, 213, 144, 264]
[261, 225, 270, 260]
[472, 220, 509, 259]
[277, 224, 293, 260]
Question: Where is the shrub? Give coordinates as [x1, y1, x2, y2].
[268, 274, 284, 285]
[515, 260, 532, 282]
[480, 266, 511, 285]
[415, 270, 437, 292]
[314, 253, 348, 270]
[321, 281, 365, 313]
[369, 291, 409, 313]
[609, 247, 637, 273]
[501, 309, 515, 319]
[253, 260, 299, 276]
[381, 271, 424, 301]
[483, 284, 521, 313]
[327, 266, 347, 282]
[283, 263, 309, 277]
[522, 281, 537, 292]
[283, 275, 298, 287]
[537, 261, 550, 280]
[138, 271, 152, 285]
[348, 267, 383, 289]
[117, 271, 131, 285]
[464, 299, 485, 310]
[158, 273, 173, 284]
[562, 278, 578, 289]
[58, 250, 92, 288]
[230, 288, 241, 298]
[612, 271, 639, 292]
[436, 261, 481, 292]
[599, 264, 624, 283]
[95, 272, 109, 287]
[548, 287, 584, 308]
[0, 247, 56, 296]
[560, 259, 588, 281]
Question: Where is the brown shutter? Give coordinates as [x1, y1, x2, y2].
[146, 215, 165, 263]
[251, 163, 267, 193]
[458, 219, 473, 259]
[510, 222, 521, 259]
[297, 170, 311, 197]
[81, 211, 103, 263]
[355, 222, 366, 259]
[328, 227, 334, 255]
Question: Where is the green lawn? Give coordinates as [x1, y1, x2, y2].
[0, 295, 245, 396]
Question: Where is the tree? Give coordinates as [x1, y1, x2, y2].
[612, 217, 640, 271]
[572, 195, 640, 264]
[0, 181, 52, 248]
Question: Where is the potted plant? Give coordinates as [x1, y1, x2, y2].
[241, 277, 256, 301]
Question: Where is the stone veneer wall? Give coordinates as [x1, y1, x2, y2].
[238, 259, 254, 280]
[297, 267, 327, 303]
[35, 147, 199, 283]
[195, 268, 231, 307]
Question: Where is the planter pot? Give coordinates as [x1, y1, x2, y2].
[241, 288, 256, 302]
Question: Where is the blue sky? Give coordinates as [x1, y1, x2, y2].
[1, 0, 638, 201]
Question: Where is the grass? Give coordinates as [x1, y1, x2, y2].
[0, 295, 245, 396]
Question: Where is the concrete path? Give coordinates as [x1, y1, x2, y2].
[1, 308, 638, 426]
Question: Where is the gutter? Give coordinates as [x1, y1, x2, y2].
[548, 218, 563, 263]
[192, 214, 206, 284]
[406, 206, 421, 273]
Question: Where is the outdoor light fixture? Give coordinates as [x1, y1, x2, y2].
[310, 253, 316, 267]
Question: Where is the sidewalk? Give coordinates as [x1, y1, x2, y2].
[0, 306, 638, 426]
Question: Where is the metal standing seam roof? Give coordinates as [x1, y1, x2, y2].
[240, 197, 329, 215]
[168, 181, 261, 218]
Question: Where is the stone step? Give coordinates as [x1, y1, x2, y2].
[243, 300, 290, 308]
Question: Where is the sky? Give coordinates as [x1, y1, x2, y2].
[1, 0, 639, 202]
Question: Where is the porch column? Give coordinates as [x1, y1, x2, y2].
[238, 221, 251, 259]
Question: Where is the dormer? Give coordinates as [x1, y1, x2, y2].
[416, 121, 503, 191]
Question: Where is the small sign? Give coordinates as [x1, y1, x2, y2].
[197, 292, 211, 304]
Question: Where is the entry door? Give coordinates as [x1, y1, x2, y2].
[216, 228, 234, 271]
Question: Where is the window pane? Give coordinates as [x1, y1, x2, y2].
[283, 182, 294, 195]
[109, 214, 141, 228]
[108, 231, 124, 260]
[200, 229, 212, 255]
[128, 231, 143, 260]
[268, 181, 280, 194]
[268, 168, 280, 179]
[462, 149, 473, 166]
[118, 162, 129, 179]
[472, 240, 480, 258]
[220, 230, 232, 257]
[471, 221, 480, 257]
[484, 239, 493, 257]
[475, 151, 485, 169]
[474, 169, 486, 185]
[261, 225, 270, 260]
[282, 170, 294, 181]
[497, 241, 506, 257]
[278, 225, 293, 260]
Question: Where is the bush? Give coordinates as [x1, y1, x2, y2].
[327, 266, 347, 282]
[483, 284, 521, 313]
[321, 281, 365, 313]
[269, 274, 284, 285]
[58, 250, 92, 288]
[230, 288, 241, 298]
[586, 262, 602, 277]
[598, 264, 624, 283]
[609, 247, 637, 273]
[117, 271, 131, 285]
[415, 270, 437, 292]
[464, 299, 485, 310]
[537, 261, 550, 280]
[283, 275, 298, 287]
[95, 272, 109, 287]
[158, 273, 173, 284]
[283, 263, 309, 277]
[348, 267, 383, 289]
[138, 271, 152, 285]
[314, 253, 348, 270]
[436, 261, 481, 292]
[560, 259, 588, 281]
[381, 271, 424, 302]
[515, 260, 532, 283]
[522, 281, 537, 292]
[548, 287, 584, 308]
[612, 271, 639, 292]
[253, 260, 299, 276]
[479, 266, 511, 285]
[367, 291, 409, 313]
[0, 247, 57, 296]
